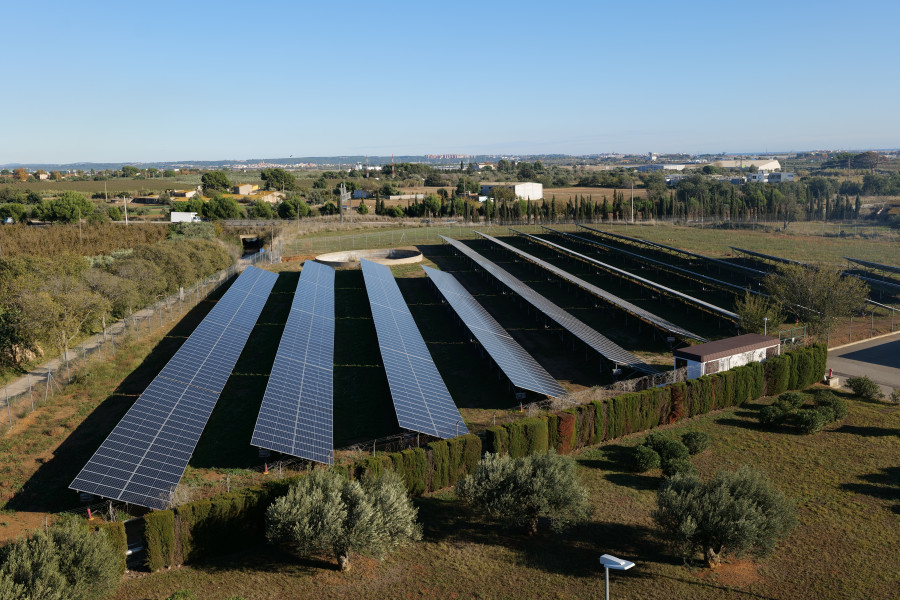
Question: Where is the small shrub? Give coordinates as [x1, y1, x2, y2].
[662, 456, 697, 478]
[681, 432, 711, 455]
[890, 388, 900, 404]
[651, 438, 690, 463]
[759, 404, 788, 427]
[631, 445, 661, 472]
[846, 376, 884, 401]
[814, 391, 847, 421]
[778, 392, 805, 411]
[795, 409, 829, 434]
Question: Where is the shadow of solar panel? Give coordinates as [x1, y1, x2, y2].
[423, 265, 566, 398]
[441, 236, 656, 375]
[361, 259, 468, 439]
[251, 260, 335, 464]
[70, 265, 278, 510]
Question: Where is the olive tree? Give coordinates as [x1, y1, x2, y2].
[0, 518, 122, 600]
[456, 451, 591, 535]
[654, 466, 796, 568]
[266, 469, 421, 572]
[764, 263, 869, 338]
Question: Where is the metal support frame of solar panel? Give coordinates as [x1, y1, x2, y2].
[577, 224, 767, 278]
[845, 257, 900, 277]
[250, 260, 335, 465]
[360, 259, 468, 439]
[492, 230, 706, 342]
[70, 265, 278, 510]
[543, 227, 761, 299]
[730, 247, 804, 268]
[441, 235, 655, 375]
[502, 229, 739, 323]
[422, 265, 567, 398]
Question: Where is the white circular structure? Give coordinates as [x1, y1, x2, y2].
[314, 248, 423, 268]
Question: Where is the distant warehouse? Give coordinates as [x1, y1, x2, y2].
[480, 182, 543, 201]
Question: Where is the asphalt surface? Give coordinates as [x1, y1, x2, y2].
[828, 332, 900, 395]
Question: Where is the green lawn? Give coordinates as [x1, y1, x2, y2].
[111, 390, 900, 600]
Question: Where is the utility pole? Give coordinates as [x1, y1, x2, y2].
[630, 179, 634, 223]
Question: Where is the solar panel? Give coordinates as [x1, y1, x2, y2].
[844, 257, 900, 277]
[505, 229, 709, 339]
[423, 265, 567, 398]
[251, 260, 335, 464]
[70, 265, 278, 510]
[360, 259, 468, 439]
[441, 236, 656, 375]
[500, 229, 738, 321]
[730, 247, 803, 267]
[577, 224, 767, 277]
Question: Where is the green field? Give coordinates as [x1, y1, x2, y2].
[110, 391, 900, 600]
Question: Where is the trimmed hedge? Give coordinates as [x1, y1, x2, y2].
[506, 418, 549, 458]
[93, 520, 127, 575]
[176, 487, 271, 563]
[448, 434, 481, 483]
[428, 440, 451, 490]
[485, 426, 508, 455]
[392, 448, 427, 495]
[144, 510, 175, 571]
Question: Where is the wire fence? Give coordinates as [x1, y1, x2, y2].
[1, 253, 270, 433]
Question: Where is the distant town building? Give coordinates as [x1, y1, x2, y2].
[637, 164, 686, 172]
[479, 182, 543, 201]
[36, 172, 50, 180]
[171, 190, 199, 199]
[747, 171, 795, 183]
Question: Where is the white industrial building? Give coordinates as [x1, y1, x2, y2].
[747, 171, 795, 183]
[674, 333, 781, 379]
[479, 182, 543, 201]
[170, 211, 200, 223]
[711, 159, 782, 171]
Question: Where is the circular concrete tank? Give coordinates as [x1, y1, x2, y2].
[314, 248, 423, 268]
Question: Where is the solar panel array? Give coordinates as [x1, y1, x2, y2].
[506, 229, 738, 322]
[423, 265, 566, 398]
[502, 230, 708, 340]
[251, 260, 335, 464]
[730, 246, 803, 267]
[361, 259, 468, 439]
[577, 224, 767, 277]
[70, 266, 278, 510]
[441, 236, 655, 375]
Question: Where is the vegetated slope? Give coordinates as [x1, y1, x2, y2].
[0, 222, 169, 258]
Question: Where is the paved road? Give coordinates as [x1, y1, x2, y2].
[829, 332, 900, 396]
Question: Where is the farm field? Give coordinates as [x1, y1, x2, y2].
[110, 390, 900, 600]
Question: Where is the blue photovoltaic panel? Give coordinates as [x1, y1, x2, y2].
[423, 265, 566, 398]
[504, 229, 710, 339]
[441, 236, 656, 375]
[251, 260, 335, 464]
[361, 259, 468, 439]
[70, 265, 278, 510]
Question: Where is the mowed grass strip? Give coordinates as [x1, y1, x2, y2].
[111, 391, 900, 600]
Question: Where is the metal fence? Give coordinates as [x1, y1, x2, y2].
[1, 253, 270, 433]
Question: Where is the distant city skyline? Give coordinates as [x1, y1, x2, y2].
[2, 0, 898, 164]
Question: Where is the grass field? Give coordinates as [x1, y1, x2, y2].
[110, 389, 900, 600]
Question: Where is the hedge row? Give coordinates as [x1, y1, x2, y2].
[142, 344, 825, 570]
[92, 520, 127, 575]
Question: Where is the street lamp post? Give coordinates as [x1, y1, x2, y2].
[764, 316, 768, 336]
[599, 554, 634, 600]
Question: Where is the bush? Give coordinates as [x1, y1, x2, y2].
[644, 434, 690, 463]
[428, 441, 450, 490]
[846, 375, 884, 401]
[456, 451, 591, 534]
[681, 432, 712, 455]
[0, 518, 122, 600]
[778, 392, 805, 411]
[654, 466, 796, 567]
[795, 408, 829, 434]
[814, 391, 847, 421]
[758, 392, 806, 427]
[662, 456, 697, 478]
[144, 510, 175, 571]
[759, 404, 788, 427]
[890, 388, 900, 404]
[631, 445, 661, 472]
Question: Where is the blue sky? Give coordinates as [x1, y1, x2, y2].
[2, 0, 898, 163]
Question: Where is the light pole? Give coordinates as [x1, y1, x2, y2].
[764, 316, 768, 336]
[599, 554, 634, 600]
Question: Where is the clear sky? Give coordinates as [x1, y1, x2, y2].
[2, 0, 898, 164]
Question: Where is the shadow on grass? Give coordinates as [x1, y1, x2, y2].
[645, 571, 780, 599]
[841, 466, 900, 514]
[6, 278, 232, 513]
[832, 424, 900, 438]
[579, 443, 632, 471]
[174, 543, 332, 576]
